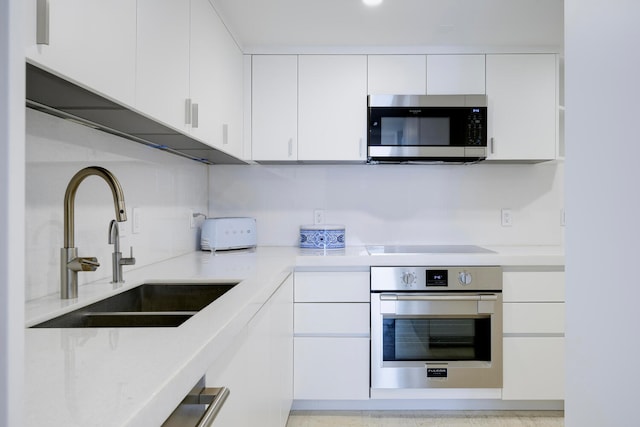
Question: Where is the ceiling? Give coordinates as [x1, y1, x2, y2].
[210, 0, 564, 54]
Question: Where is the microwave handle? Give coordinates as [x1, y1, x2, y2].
[490, 137, 495, 154]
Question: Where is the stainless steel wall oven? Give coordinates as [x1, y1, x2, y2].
[371, 266, 503, 390]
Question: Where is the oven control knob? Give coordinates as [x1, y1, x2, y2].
[458, 271, 473, 286]
[401, 271, 416, 286]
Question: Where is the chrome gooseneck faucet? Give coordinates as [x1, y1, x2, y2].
[108, 220, 136, 284]
[61, 166, 127, 299]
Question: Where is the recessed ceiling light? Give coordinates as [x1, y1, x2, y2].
[363, 0, 383, 7]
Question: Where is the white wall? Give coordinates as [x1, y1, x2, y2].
[25, 109, 209, 301]
[209, 161, 564, 247]
[565, 2, 640, 427]
[0, 0, 24, 424]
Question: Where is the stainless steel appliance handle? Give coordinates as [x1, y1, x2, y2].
[185, 387, 229, 427]
[380, 294, 498, 302]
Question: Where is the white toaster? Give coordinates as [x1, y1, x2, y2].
[200, 217, 257, 251]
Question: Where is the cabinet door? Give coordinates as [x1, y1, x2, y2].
[246, 276, 293, 427]
[427, 55, 485, 95]
[367, 55, 426, 95]
[294, 337, 370, 400]
[503, 302, 565, 334]
[26, 0, 136, 106]
[486, 54, 557, 160]
[136, 0, 190, 132]
[294, 303, 370, 335]
[190, 0, 244, 157]
[503, 337, 565, 400]
[204, 330, 249, 427]
[503, 271, 565, 302]
[294, 271, 370, 302]
[298, 55, 368, 161]
[251, 55, 298, 161]
[273, 276, 294, 426]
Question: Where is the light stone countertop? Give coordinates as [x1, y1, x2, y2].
[24, 245, 564, 427]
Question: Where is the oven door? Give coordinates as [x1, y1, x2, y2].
[371, 292, 502, 389]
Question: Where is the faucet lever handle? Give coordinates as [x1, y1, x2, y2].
[68, 256, 100, 272]
[121, 247, 136, 266]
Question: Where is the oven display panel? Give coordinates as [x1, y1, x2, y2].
[426, 270, 448, 286]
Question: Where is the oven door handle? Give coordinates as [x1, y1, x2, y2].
[380, 294, 498, 302]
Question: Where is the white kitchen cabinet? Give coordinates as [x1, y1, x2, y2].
[367, 55, 427, 95]
[298, 55, 368, 161]
[190, 0, 244, 157]
[294, 337, 370, 400]
[367, 55, 485, 96]
[136, 0, 190, 132]
[294, 271, 370, 302]
[251, 55, 298, 161]
[503, 337, 564, 401]
[502, 270, 565, 401]
[293, 271, 370, 401]
[486, 54, 557, 161]
[25, 0, 136, 106]
[202, 330, 250, 427]
[270, 274, 295, 426]
[426, 55, 486, 95]
[205, 275, 293, 426]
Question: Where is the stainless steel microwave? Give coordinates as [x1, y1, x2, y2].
[367, 94, 488, 163]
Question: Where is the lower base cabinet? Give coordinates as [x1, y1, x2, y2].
[502, 270, 565, 401]
[503, 337, 565, 400]
[294, 337, 370, 400]
[292, 271, 371, 401]
[205, 275, 293, 426]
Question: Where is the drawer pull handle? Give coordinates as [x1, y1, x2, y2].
[181, 386, 230, 427]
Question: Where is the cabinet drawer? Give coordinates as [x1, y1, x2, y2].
[294, 272, 370, 302]
[503, 337, 564, 400]
[294, 337, 370, 400]
[294, 303, 369, 335]
[503, 271, 565, 302]
[503, 302, 565, 334]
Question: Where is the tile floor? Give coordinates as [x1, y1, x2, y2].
[286, 410, 564, 427]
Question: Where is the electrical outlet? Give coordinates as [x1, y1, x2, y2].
[501, 208, 513, 227]
[314, 209, 325, 225]
[132, 207, 141, 234]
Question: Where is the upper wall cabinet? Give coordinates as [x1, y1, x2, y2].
[190, 0, 244, 158]
[136, 0, 190, 133]
[486, 54, 557, 161]
[426, 55, 485, 95]
[367, 55, 485, 96]
[251, 55, 367, 162]
[298, 55, 368, 161]
[367, 55, 427, 95]
[251, 55, 299, 161]
[26, 0, 136, 106]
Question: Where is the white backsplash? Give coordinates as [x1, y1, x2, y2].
[25, 107, 564, 300]
[208, 162, 564, 247]
[25, 109, 208, 301]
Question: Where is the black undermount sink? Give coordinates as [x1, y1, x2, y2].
[31, 282, 238, 328]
